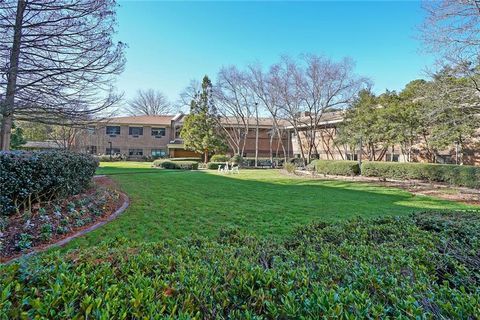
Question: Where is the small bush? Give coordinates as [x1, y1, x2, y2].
[311, 160, 360, 176]
[284, 162, 296, 174]
[0, 150, 98, 215]
[230, 154, 243, 165]
[152, 160, 198, 170]
[210, 154, 229, 162]
[94, 154, 126, 162]
[361, 161, 480, 188]
[206, 162, 226, 170]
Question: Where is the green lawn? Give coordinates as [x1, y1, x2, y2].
[70, 161, 476, 248]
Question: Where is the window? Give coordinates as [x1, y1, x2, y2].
[106, 148, 121, 155]
[151, 149, 166, 158]
[151, 127, 166, 137]
[87, 126, 96, 135]
[129, 127, 143, 136]
[175, 126, 182, 139]
[128, 149, 143, 156]
[106, 126, 120, 135]
[385, 154, 400, 162]
[86, 146, 97, 154]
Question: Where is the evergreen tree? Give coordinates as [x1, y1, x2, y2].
[10, 122, 26, 149]
[180, 76, 227, 162]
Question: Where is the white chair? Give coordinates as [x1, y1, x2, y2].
[231, 165, 239, 174]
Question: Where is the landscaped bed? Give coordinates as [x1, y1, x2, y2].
[0, 177, 123, 262]
[1, 211, 478, 318]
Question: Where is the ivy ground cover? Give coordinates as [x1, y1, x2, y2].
[1, 212, 479, 318]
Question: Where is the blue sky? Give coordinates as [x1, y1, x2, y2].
[115, 1, 433, 104]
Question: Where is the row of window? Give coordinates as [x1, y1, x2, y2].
[87, 146, 167, 157]
[90, 126, 166, 137]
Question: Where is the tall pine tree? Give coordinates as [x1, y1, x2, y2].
[181, 76, 227, 162]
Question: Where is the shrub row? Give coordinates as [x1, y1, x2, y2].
[309, 160, 480, 188]
[168, 157, 202, 162]
[206, 162, 225, 170]
[310, 160, 360, 176]
[1, 212, 479, 318]
[152, 159, 199, 170]
[0, 150, 98, 215]
[93, 154, 127, 162]
[361, 161, 480, 188]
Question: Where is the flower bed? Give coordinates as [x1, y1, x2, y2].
[0, 178, 122, 261]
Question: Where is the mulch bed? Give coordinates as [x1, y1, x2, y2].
[292, 170, 480, 206]
[0, 176, 127, 263]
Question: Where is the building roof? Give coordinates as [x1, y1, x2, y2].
[100, 115, 175, 126]
[22, 140, 62, 149]
[98, 111, 345, 129]
[220, 117, 289, 128]
[285, 111, 345, 129]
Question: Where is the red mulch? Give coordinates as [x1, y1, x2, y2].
[0, 176, 126, 263]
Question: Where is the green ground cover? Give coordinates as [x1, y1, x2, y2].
[68, 161, 476, 248]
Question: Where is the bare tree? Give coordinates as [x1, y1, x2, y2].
[126, 89, 171, 116]
[420, 0, 480, 93]
[178, 79, 201, 112]
[269, 57, 308, 164]
[215, 66, 253, 156]
[248, 64, 288, 162]
[268, 55, 368, 164]
[298, 55, 369, 162]
[0, 0, 125, 150]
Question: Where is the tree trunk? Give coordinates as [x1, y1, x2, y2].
[1, 0, 26, 150]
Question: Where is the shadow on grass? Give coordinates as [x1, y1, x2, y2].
[73, 167, 479, 249]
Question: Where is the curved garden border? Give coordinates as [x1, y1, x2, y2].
[3, 182, 130, 264]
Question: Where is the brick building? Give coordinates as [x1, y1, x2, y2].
[76, 113, 291, 159]
[75, 111, 479, 165]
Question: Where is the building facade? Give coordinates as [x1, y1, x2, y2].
[76, 114, 291, 159]
[75, 111, 480, 165]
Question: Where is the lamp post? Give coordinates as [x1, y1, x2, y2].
[357, 136, 362, 175]
[108, 141, 112, 160]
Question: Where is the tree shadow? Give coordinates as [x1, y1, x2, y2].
[81, 167, 476, 246]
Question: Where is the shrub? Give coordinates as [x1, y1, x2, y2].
[0, 150, 98, 215]
[210, 154, 229, 162]
[169, 157, 202, 162]
[311, 160, 360, 176]
[206, 162, 226, 170]
[230, 154, 243, 165]
[1, 212, 479, 318]
[94, 154, 126, 162]
[361, 161, 480, 188]
[152, 160, 199, 170]
[284, 162, 296, 174]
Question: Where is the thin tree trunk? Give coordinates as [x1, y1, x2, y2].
[1, 0, 26, 150]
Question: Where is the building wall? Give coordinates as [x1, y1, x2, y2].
[77, 124, 172, 158]
[291, 125, 480, 165]
[228, 128, 291, 158]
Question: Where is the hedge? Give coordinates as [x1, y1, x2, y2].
[361, 161, 480, 188]
[206, 162, 225, 170]
[152, 159, 199, 170]
[169, 157, 202, 162]
[0, 150, 98, 215]
[1, 212, 479, 318]
[310, 160, 360, 176]
[210, 154, 229, 162]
